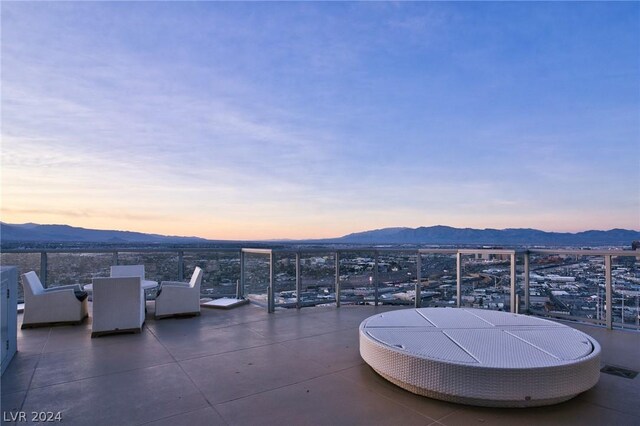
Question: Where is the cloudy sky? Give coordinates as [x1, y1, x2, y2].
[1, 2, 638, 239]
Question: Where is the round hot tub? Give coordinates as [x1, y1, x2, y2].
[359, 308, 600, 407]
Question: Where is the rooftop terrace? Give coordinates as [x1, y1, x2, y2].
[2, 303, 639, 426]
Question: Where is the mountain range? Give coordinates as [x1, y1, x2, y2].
[1, 222, 639, 246]
[325, 226, 640, 246]
[0, 222, 206, 244]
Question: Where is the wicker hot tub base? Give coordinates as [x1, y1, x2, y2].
[359, 308, 601, 408]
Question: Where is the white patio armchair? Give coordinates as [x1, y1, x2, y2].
[91, 277, 145, 337]
[21, 271, 88, 328]
[111, 265, 145, 279]
[155, 267, 203, 319]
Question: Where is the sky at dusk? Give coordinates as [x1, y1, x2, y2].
[1, 2, 639, 239]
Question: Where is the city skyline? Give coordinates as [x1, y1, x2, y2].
[2, 2, 639, 239]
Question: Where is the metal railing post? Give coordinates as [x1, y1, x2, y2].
[40, 252, 48, 288]
[510, 253, 517, 313]
[239, 251, 245, 299]
[296, 252, 301, 309]
[112, 251, 118, 266]
[374, 251, 379, 306]
[268, 251, 275, 313]
[335, 251, 341, 308]
[456, 252, 462, 308]
[177, 251, 184, 281]
[605, 255, 613, 330]
[524, 252, 530, 312]
[415, 252, 422, 308]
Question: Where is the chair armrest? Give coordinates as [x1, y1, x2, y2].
[43, 287, 82, 304]
[44, 284, 81, 293]
[160, 281, 191, 288]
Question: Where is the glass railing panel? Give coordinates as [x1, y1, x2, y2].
[338, 251, 376, 306]
[419, 253, 457, 307]
[612, 255, 640, 331]
[4, 247, 637, 331]
[376, 252, 416, 306]
[459, 253, 511, 311]
[527, 253, 606, 326]
[299, 252, 336, 307]
[273, 253, 297, 308]
[527, 252, 551, 314]
[0, 252, 41, 302]
[46, 252, 113, 287]
[116, 251, 179, 283]
[243, 252, 270, 307]
[183, 251, 240, 299]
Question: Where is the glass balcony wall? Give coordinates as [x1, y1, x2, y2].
[338, 251, 377, 306]
[46, 252, 113, 287]
[0, 252, 42, 301]
[273, 252, 297, 308]
[242, 252, 270, 308]
[418, 252, 458, 307]
[182, 251, 240, 299]
[459, 253, 512, 311]
[375, 251, 416, 307]
[298, 252, 337, 308]
[612, 255, 640, 331]
[3, 247, 638, 332]
[527, 252, 606, 327]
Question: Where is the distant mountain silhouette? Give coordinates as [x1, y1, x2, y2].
[326, 225, 640, 246]
[0, 222, 206, 243]
[1, 222, 638, 247]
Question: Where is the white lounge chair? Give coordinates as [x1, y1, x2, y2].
[155, 267, 203, 319]
[21, 271, 88, 328]
[91, 277, 145, 337]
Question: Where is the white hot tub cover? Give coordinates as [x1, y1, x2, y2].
[359, 308, 601, 407]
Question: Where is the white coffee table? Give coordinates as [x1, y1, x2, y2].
[84, 280, 158, 293]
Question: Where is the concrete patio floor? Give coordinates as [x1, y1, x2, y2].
[2, 303, 639, 425]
